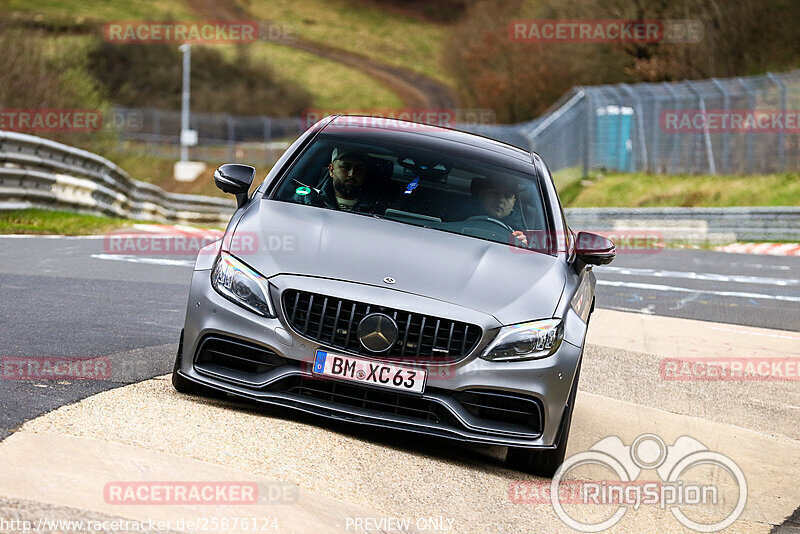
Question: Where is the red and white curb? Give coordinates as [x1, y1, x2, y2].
[716, 243, 800, 256]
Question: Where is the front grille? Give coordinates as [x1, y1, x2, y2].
[270, 376, 455, 424]
[195, 335, 286, 375]
[452, 389, 543, 434]
[281, 289, 482, 362]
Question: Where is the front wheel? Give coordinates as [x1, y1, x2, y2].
[505, 363, 581, 477]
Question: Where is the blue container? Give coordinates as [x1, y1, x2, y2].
[595, 106, 633, 171]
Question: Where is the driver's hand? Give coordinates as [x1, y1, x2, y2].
[512, 230, 528, 246]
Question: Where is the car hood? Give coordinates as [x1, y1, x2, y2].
[230, 201, 566, 325]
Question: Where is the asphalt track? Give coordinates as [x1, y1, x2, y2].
[0, 234, 798, 532]
[1, 235, 798, 440]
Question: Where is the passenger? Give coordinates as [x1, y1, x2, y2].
[470, 177, 529, 245]
[294, 149, 386, 213]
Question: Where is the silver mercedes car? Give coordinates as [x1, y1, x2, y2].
[172, 115, 615, 477]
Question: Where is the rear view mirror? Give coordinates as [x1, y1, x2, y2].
[214, 164, 255, 208]
[575, 231, 616, 265]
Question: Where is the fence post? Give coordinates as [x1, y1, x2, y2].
[640, 83, 659, 172]
[226, 115, 235, 162]
[619, 83, 648, 172]
[262, 117, 272, 166]
[686, 81, 716, 174]
[152, 108, 160, 156]
[662, 84, 682, 174]
[710, 78, 731, 174]
[736, 77, 756, 174]
[767, 72, 787, 171]
[583, 88, 593, 177]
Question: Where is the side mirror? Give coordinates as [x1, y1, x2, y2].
[575, 231, 616, 265]
[214, 164, 255, 208]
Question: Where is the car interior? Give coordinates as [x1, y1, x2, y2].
[273, 138, 548, 247]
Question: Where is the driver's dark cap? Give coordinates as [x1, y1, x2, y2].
[331, 148, 370, 164]
[471, 177, 522, 196]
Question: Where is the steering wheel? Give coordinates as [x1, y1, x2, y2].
[464, 215, 515, 233]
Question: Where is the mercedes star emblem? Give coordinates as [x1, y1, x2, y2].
[357, 313, 399, 352]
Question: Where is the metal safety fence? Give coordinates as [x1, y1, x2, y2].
[0, 131, 234, 223]
[113, 107, 303, 165]
[113, 70, 800, 175]
[465, 70, 800, 175]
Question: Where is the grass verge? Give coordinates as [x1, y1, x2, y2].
[0, 209, 155, 235]
[240, 43, 403, 110]
[560, 172, 800, 208]
[5, 0, 452, 102]
[248, 0, 452, 86]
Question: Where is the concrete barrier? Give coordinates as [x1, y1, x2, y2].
[566, 207, 800, 244]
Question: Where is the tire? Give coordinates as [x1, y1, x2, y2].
[506, 363, 581, 478]
[171, 330, 216, 397]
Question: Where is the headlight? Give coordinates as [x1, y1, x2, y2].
[480, 319, 563, 361]
[211, 252, 275, 317]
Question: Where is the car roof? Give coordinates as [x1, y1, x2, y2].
[323, 115, 537, 164]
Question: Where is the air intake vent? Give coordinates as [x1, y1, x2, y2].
[269, 376, 455, 424]
[452, 389, 543, 434]
[195, 335, 285, 375]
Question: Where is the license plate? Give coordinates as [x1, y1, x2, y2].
[312, 350, 426, 394]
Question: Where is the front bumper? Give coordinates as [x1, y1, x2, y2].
[178, 270, 585, 448]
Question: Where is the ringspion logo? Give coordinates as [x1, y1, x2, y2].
[545, 434, 747, 532]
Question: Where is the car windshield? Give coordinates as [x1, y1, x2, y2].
[271, 132, 550, 249]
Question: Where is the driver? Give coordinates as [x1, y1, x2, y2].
[293, 149, 386, 213]
[471, 177, 529, 245]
